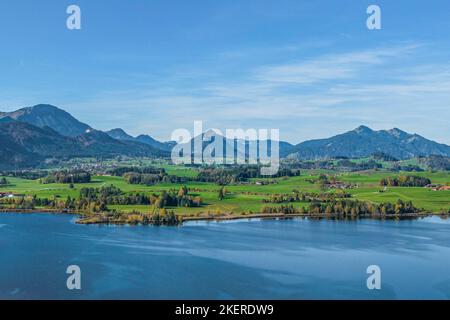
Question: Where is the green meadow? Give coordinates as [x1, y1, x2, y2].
[1, 167, 449, 214]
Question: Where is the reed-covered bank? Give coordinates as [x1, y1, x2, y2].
[2, 208, 446, 226]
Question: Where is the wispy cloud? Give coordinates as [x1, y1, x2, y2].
[254, 45, 418, 85]
[64, 43, 450, 145]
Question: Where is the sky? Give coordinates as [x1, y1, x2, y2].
[0, 0, 449, 144]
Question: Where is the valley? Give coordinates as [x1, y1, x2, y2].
[0, 104, 449, 225]
[0, 159, 449, 225]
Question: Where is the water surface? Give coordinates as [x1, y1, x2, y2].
[1, 213, 449, 299]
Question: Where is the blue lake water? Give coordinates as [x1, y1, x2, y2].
[0, 213, 450, 299]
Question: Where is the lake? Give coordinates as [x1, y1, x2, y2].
[0, 213, 449, 299]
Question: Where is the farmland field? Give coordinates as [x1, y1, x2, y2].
[1, 165, 449, 215]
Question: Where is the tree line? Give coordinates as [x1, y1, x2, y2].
[262, 199, 420, 217]
[196, 166, 300, 185]
[39, 170, 91, 184]
[380, 175, 431, 187]
[123, 172, 186, 185]
[262, 190, 351, 204]
[0, 185, 202, 228]
[107, 166, 165, 176]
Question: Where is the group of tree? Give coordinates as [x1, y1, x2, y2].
[262, 204, 304, 215]
[283, 160, 335, 170]
[261, 199, 420, 217]
[380, 175, 431, 187]
[123, 209, 180, 226]
[336, 159, 382, 171]
[153, 188, 202, 208]
[284, 159, 382, 172]
[0, 177, 9, 185]
[308, 199, 419, 216]
[107, 166, 165, 177]
[123, 172, 186, 185]
[107, 166, 187, 186]
[76, 185, 201, 211]
[372, 152, 399, 162]
[262, 190, 351, 204]
[0, 184, 202, 214]
[391, 164, 424, 172]
[420, 155, 450, 171]
[0, 170, 48, 180]
[70, 208, 181, 226]
[196, 165, 300, 185]
[40, 170, 91, 184]
[310, 174, 355, 191]
[0, 196, 36, 210]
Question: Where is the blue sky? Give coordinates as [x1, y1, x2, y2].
[0, 0, 449, 144]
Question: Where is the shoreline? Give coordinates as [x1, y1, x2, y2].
[0, 208, 82, 214]
[180, 212, 442, 222]
[1, 208, 447, 225]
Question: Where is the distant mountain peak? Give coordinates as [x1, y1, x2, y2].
[21, 104, 73, 116]
[30, 104, 60, 111]
[0, 104, 91, 137]
[135, 134, 174, 152]
[105, 128, 174, 152]
[353, 125, 374, 134]
[106, 128, 135, 141]
[109, 128, 128, 134]
[386, 127, 409, 138]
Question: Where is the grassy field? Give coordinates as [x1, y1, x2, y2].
[1, 167, 449, 214]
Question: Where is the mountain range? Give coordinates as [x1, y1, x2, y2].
[288, 125, 450, 160]
[0, 104, 449, 169]
[105, 128, 176, 152]
[0, 105, 169, 169]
